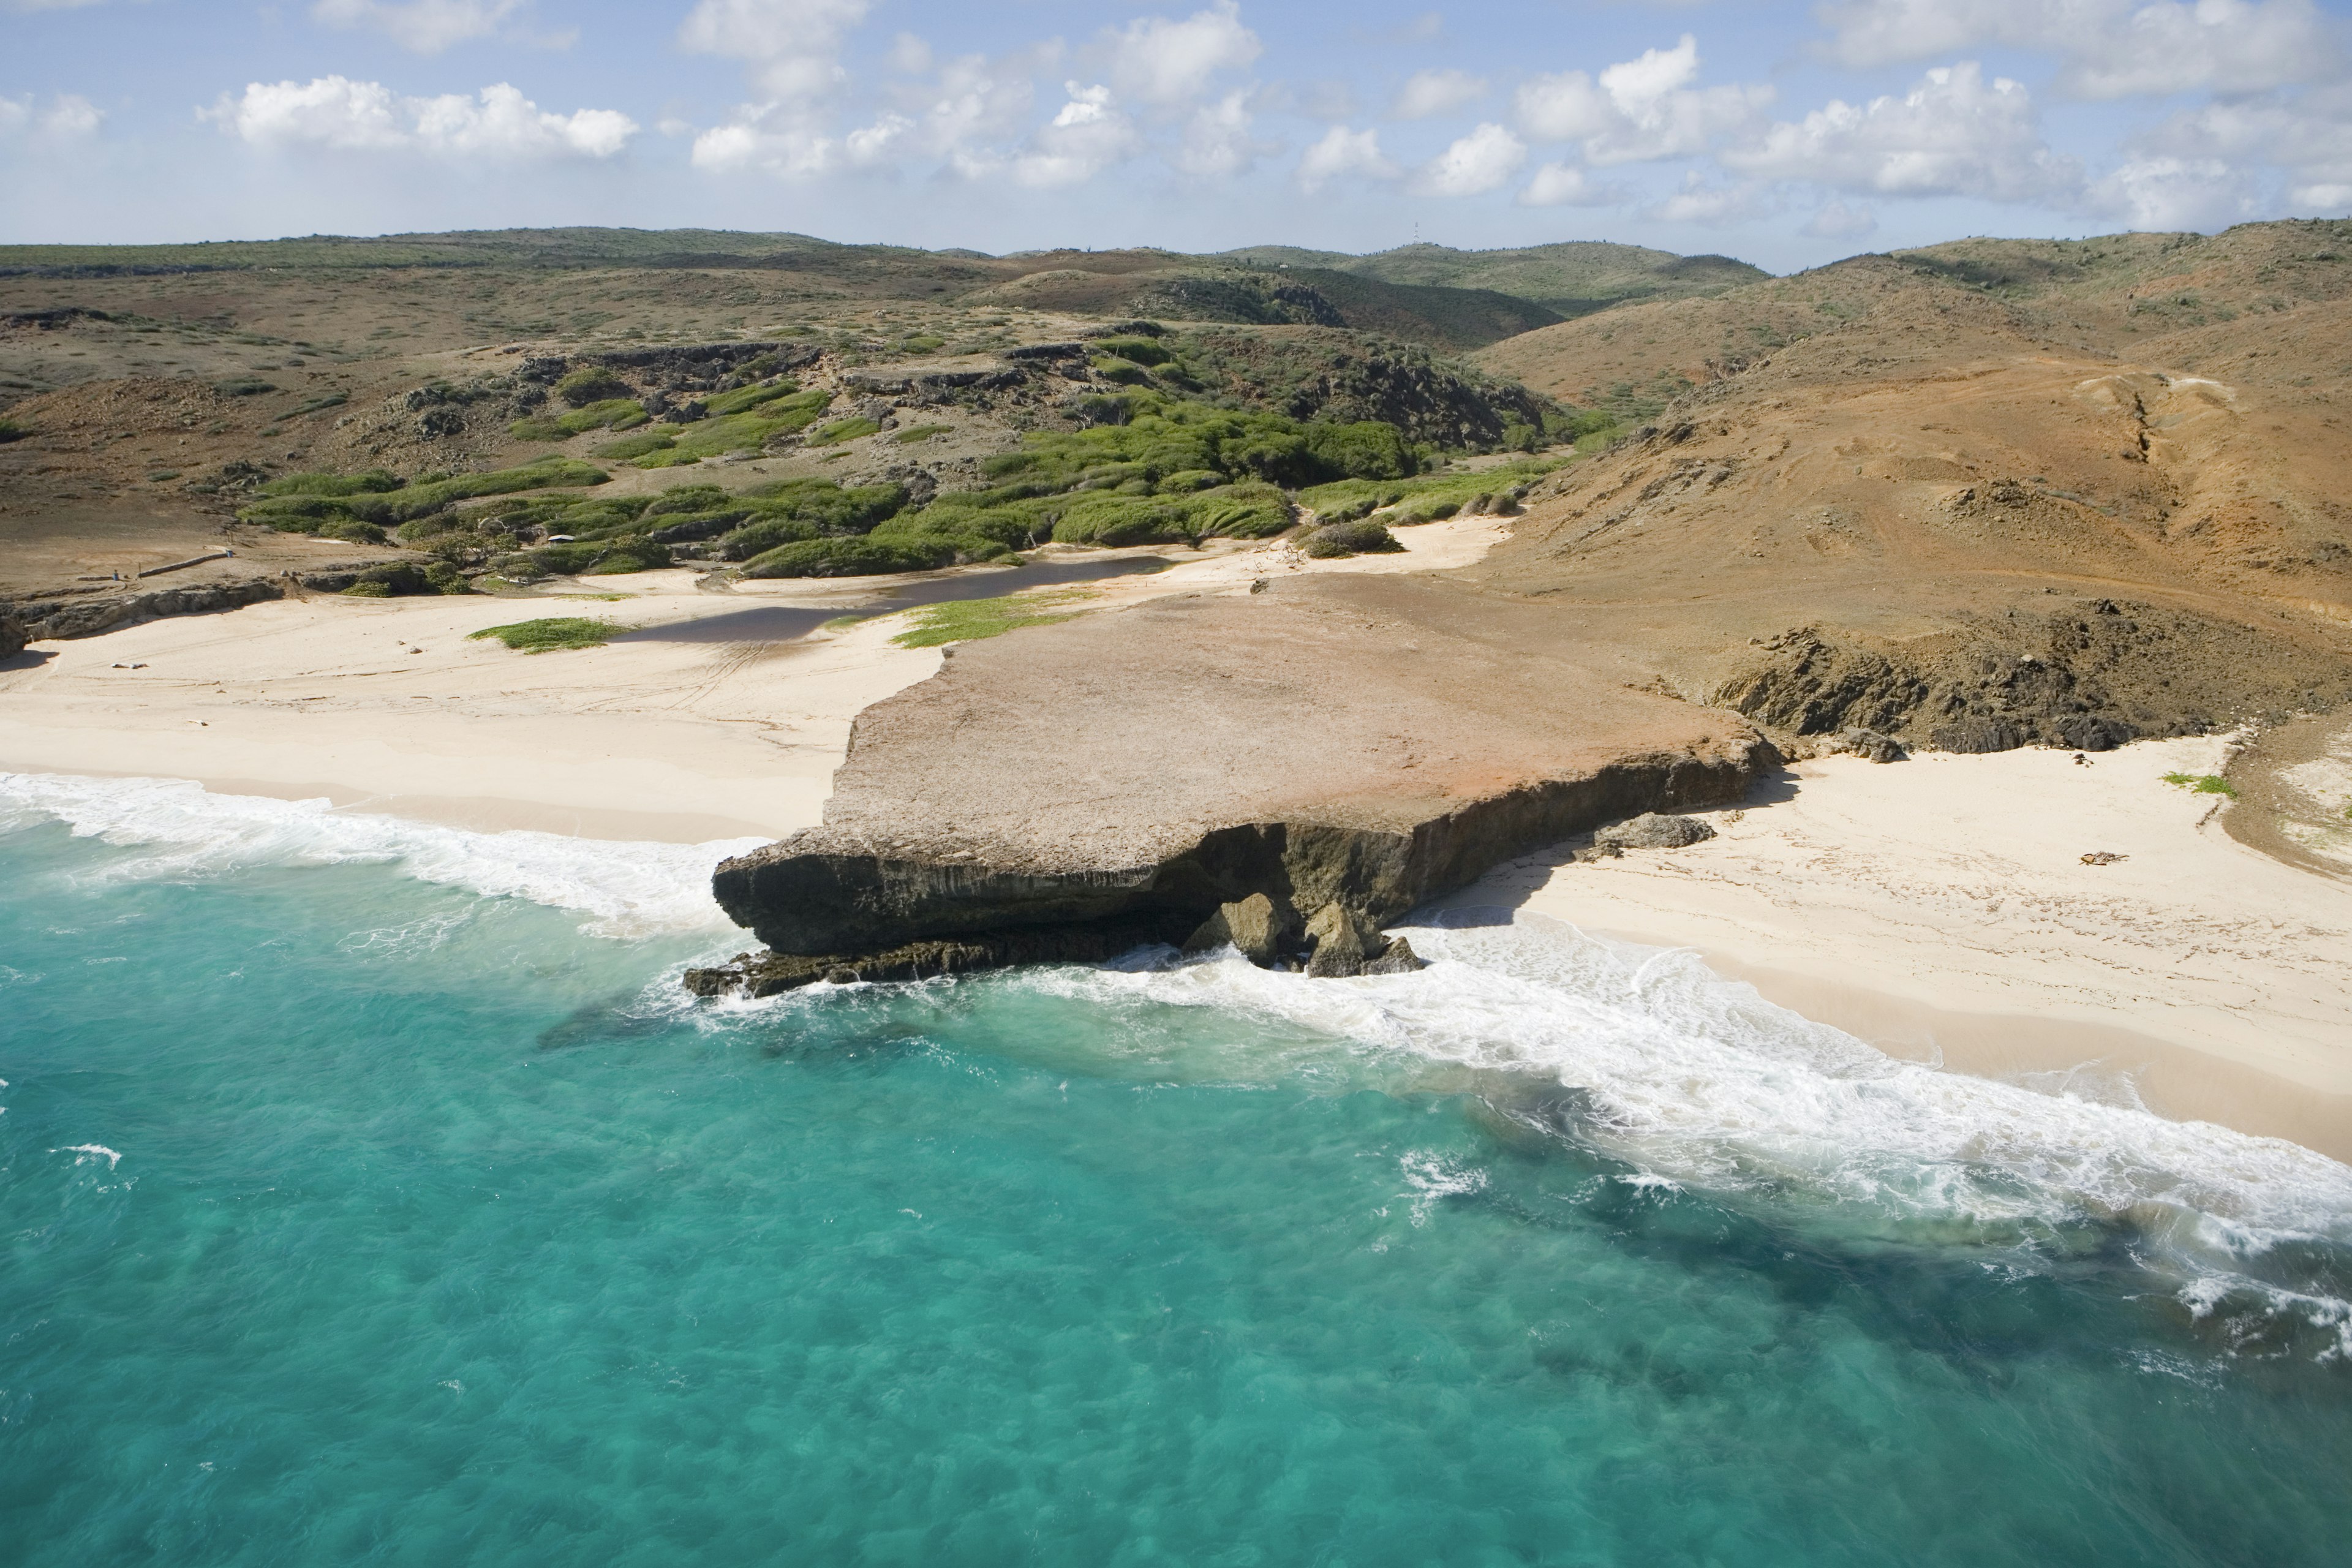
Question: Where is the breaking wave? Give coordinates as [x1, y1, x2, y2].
[0, 771, 764, 938]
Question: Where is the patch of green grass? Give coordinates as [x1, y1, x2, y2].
[889, 587, 1101, 648]
[807, 417, 882, 446]
[146, 469, 179, 482]
[466, 616, 620, 653]
[508, 415, 570, 442]
[291, 393, 348, 417]
[214, 377, 277, 396]
[0, 417, 28, 443]
[2162, 771, 2238, 797]
[892, 423, 954, 443]
[591, 429, 677, 461]
[556, 399, 646, 435]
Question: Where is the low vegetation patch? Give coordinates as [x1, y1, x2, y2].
[889, 587, 1101, 648]
[806, 416, 881, 446]
[2162, 771, 2238, 797]
[466, 616, 620, 653]
[892, 423, 954, 443]
[238, 458, 607, 540]
[0, 416, 34, 443]
[1301, 519, 1404, 557]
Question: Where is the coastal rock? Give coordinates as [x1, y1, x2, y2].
[712, 576, 1774, 960]
[0, 606, 26, 659]
[23, 577, 287, 640]
[1183, 892, 1299, 965]
[684, 914, 1194, 1000]
[1362, 936, 1425, 975]
[1931, 718, 2025, 754]
[1837, 728, 1907, 763]
[1594, 812, 1718, 851]
[1304, 902, 1385, 978]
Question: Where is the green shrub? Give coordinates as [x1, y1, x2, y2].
[892, 424, 954, 443]
[318, 518, 388, 546]
[1302, 520, 1404, 557]
[556, 368, 632, 407]
[741, 536, 956, 578]
[216, 377, 277, 396]
[701, 379, 804, 417]
[654, 390, 832, 461]
[719, 516, 821, 556]
[236, 458, 607, 535]
[509, 415, 570, 442]
[592, 429, 677, 461]
[0, 416, 29, 443]
[900, 334, 946, 352]
[1090, 336, 1174, 366]
[556, 399, 646, 435]
[262, 469, 404, 497]
[527, 535, 671, 576]
[2162, 772, 2238, 797]
[807, 417, 881, 446]
[340, 563, 434, 597]
[467, 616, 619, 652]
[1091, 357, 1155, 386]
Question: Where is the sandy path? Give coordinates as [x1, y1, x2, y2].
[1449, 736, 2352, 1157]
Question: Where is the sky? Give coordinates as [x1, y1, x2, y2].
[4, 0, 2351, 272]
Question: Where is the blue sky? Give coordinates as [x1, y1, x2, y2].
[4, 0, 2350, 271]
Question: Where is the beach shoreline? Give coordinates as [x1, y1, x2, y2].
[6, 519, 2348, 1161]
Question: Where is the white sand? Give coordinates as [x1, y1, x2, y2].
[0, 517, 1501, 842]
[1448, 736, 2352, 1156]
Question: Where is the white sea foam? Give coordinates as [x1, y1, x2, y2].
[1014, 911, 2352, 1348]
[0, 771, 764, 938]
[53, 1144, 123, 1170]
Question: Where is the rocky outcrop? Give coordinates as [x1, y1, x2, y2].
[1594, 812, 1717, 851]
[701, 575, 1775, 994]
[20, 576, 285, 640]
[0, 604, 27, 659]
[1714, 601, 2352, 754]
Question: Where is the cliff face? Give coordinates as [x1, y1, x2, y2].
[707, 574, 1773, 968]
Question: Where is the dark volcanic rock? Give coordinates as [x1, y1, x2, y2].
[23, 577, 286, 640]
[713, 575, 1774, 958]
[0, 605, 26, 658]
[1836, 728, 1908, 763]
[1594, 812, 1717, 850]
[684, 914, 1193, 999]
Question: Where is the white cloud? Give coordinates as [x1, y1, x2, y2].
[1411, 122, 1526, 197]
[1801, 197, 1879, 238]
[1815, 0, 2342, 99]
[678, 0, 874, 99]
[1106, 0, 1261, 107]
[1297, 125, 1397, 191]
[2122, 82, 2352, 221]
[1177, 89, 1271, 178]
[1010, 83, 1142, 187]
[1721, 62, 2079, 203]
[311, 0, 525, 54]
[208, 77, 636, 158]
[1514, 34, 1771, 165]
[0, 92, 104, 138]
[1645, 174, 1770, 225]
[2089, 156, 2264, 228]
[1517, 161, 1620, 207]
[889, 32, 932, 74]
[1393, 68, 1485, 121]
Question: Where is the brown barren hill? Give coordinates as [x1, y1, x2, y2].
[1467, 235, 2352, 749]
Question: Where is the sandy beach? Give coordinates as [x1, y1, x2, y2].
[1450, 737, 2352, 1158]
[0, 517, 1506, 842]
[6, 511, 2349, 1156]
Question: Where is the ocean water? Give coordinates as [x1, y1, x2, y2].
[4, 773, 2349, 1567]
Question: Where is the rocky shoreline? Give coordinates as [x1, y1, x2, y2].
[690, 573, 1776, 995]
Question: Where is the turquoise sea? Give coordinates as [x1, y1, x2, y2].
[4, 771, 2350, 1567]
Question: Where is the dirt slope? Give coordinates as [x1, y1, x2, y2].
[1461, 238, 2352, 747]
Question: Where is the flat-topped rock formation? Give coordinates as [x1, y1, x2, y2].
[700, 574, 1771, 983]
